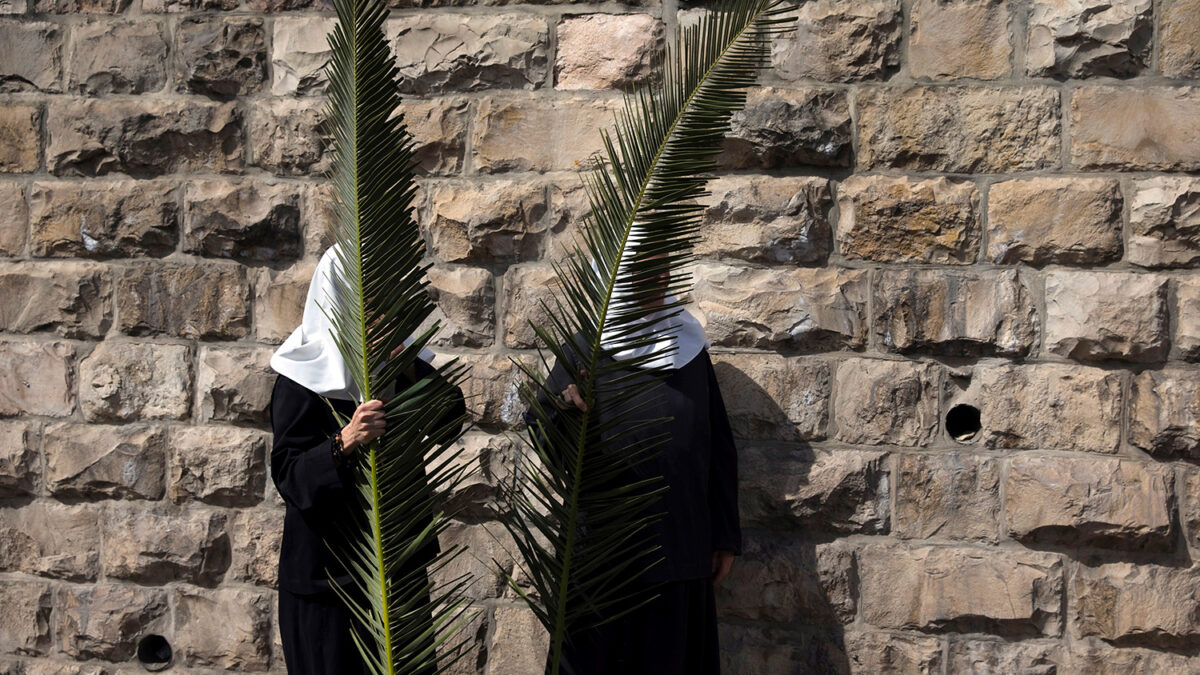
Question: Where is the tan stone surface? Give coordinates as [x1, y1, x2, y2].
[455, 353, 531, 428]
[0, 21, 63, 93]
[170, 425, 268, 506]
[834, 359, 940, 447]
[719, 625, 849, 673]
[556, 14, 661, 90]
[1184, 467, 1200, 550]
[471, 95, 621, 173]
[739, 444, 889, 533]
[837, 175, 980, 264]
[116, 263, 249, 339]
[1130, 370, 1200, 459]
[270, 17, 336, 95]
[78, 341, 190, 422]
[44, 423, 166, 500]
[0, 581, 52, 656]
[0, 501, 99, 580]
[1064, 642, 1200, 674]
[425, 180, 548, 263]
[1044, 271, 1169, 363]
[710, 353, 830, 441]
[717, 537, 856, 624]
[0, 340, 74, 417]
[34, 0, 129, 12]
[435, 521, 517, 600]
[401, 98, 470, 175]
[254, 260, 314, 344]
[439, 432, 514, 520]
[46, 99, 243, 176]
[0, 421, 39, 496]
[845, 632, 944, 674]
[770, 0, 901, 82]
[1071, 87, 1200, 171]
[1073, 563, 1200, 645]
[425, 265, 496, 349]
[0, 261, 110, 338]
[500, 264, 559, 349]
[908, 0, 1011, 80]
[894, 452, 1000, 542]
[0, 180, 26, 255]
[947, 640, 1062, 674]
[987, 177, 1123, 265]
[68, 19, 168, 96]
[174, 17, 266, 97]
[196, 345, 275, 425]
[247, 98, 327, 176]
[184, 180, 302, 261]
[57, 584, 169, 661]
[387, 14, 548, 94]
[0, 103, 40, 173]
[175, 587, 272, 671]
[1179, 276, 1200, 361]
[859, 544, 1062, 635]
[873, 268, 1036, 357]
[694, 263, 868, 351]
[486, 607, 548, 675]
[29, 180, 179, 258]
[102, 503, 228, 584]
[229, 508, 283, 587]
[1128, 176, 1200, 268]
[696, 176, 831, 264]
[1162, 0, 1200, 78]
[719, 87, 852, 169]
[1006, 455, 1175, 550]
[857, 87, 1060, 172]
[1027, 0, 1151, 77]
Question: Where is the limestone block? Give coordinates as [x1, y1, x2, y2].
[247, 98, 327, 177]
[1130, 370, 1200, 459]
[0, 501, 99, 580]
[174, 17, 267, 97]
[716, 536, 856, 624]
[0, 21, 63, 92]
[29, 180, 179, 258]
[471, 96, 621, 173]
[987, 177, 1123, 265]
[1071, 87, 1200, 171]
[894, 452, 1000, 542]
[196, 345, 275, 425]
[1178, 276, 1200, 360]
[0, 261, 110, 338]
[1027, 0, 1152, 77]
[555, 14, 661, 90]
[425, 180, 548, 263]
[1072, 563, 1200, 645]
[228, 507, 283, 587]
[834, 359, 940, 447]
[116, 263, 249, 339]
[710, 353, 830, 442]
[836, 175, 980, 264]
[1162, 0, 1200, 78]
[68, 19, 168, 95]
[696, 176, 831, 264]
[770, 0, 901, 82]
[0, 103, 40, 173]
[0, 581, 52, 656]
[909, 0, 1012, 79]
[175, 587, 272, 671]
[0, 340, 74, 417]
[254, 261, 314, 344]
[0, 180, 26, 255]
[57, 584, 169, 661]
[1128, 176, 1200, 268]
[947, 640, 1063, 674]
[487, 607, 548, 675]
[79, 341, 191, 422]
[1044, 271, 1169, 363]
[102, 503, 229, 584]
[270, 18, 336, 95]
[845, 632, 944, 674]
[0, 421, 39, 496]
[170, 425, 268, 506]
[718, 88, 852, 169]
[401, 98, 470, 175]
[425, 265, 496, 349]
[386, 14, 548, 94]
[44, 423, 166, 500]
[500, 264, 558, 349]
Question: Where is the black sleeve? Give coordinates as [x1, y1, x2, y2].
[414, 358, 468, 445]
[269, 375, 347, 514]
[704, 352, 742, 555]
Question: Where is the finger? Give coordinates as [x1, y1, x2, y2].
[566, 387, 587, 412]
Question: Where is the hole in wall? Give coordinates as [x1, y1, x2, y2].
[946, 403, 981, 442]
[137, 634, 172, 672]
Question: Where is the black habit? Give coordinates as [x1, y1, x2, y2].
[270, 358, 465, 675]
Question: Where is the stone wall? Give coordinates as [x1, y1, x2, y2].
[2, 0, 1200, 671]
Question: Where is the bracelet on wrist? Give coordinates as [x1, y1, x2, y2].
[331, 430, 350, 468]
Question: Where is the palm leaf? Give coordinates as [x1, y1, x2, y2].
[497, 1, 795, 672]
[320, 0, 474, 671]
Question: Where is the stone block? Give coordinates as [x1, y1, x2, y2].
[845, 632, 944, 674]
[170, 425, 268, 506]
[270, 17, 336, 95]
[0, 581, 52, 656]
[78, 341, 191, 422]
[710, 353, 830, 441]
[0, 501, 99, 580]
[1127, 176, 1200, 268]
[425, 180, 548, 263]
[402, 98, 470, 175]
[1179, 276, 1200, 361]
[116, 263, 249, 339]
[1130, 370, 1200, 460]
[0, 340, 73, 417]
[57, 584, 169, 661]
[716, 535, 856, 624]
[0, 103, 40, 173]
[44, 423, 167, 500]
[425, 266, 496, 349]
[1072, 563, 1200, 646]
[0, 261, 110, 338]
[247, 98, 328, 176]
[837, 175, 980, 264]
[102, 503, 229, 584]
[1071, 87, 1200, 171]
[987, 177, 1123, 265]
[487, 607, 548, 675]
[718, 88, 852, 169]
[471, 96, 621, 173]
[0, 21, 63, 92]
[196, 345, 275, 425]
[555, 14, 661, 90]
[908, 0, 1012, 80]
[769, 0, 901, 82]
[1027, 0, 1151, 77]
[254, 261, 314, 344]
[696, 175, 831, 264]
[29, 180, 179, 258]
[183, 180, 302, 262]
[834, 359, 940, 447]
[0, 180, 26, 255]
[229, 507, 283, 587]
[947, 640, 1062, 674]
[1162, 0, 1200, 78]
[387, 14, 548, 94]
[175, 587, 271, 671]
[500, 264, 558, 349]
[175, 17, 267, 97]
[0, 421, 38, 496]
[68, 20, 168, 96]
[894, 452, 1000, 542]
[1044, 271, 1169, 363]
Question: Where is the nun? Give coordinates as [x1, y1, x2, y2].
[268, 245, 466, 674]
[533, 251, 741, 675]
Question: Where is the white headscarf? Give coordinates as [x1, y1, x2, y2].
[270, 244, 434, 401]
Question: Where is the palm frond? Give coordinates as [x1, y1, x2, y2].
[320, 0, 474, 671]
[497, 1, 795, 673]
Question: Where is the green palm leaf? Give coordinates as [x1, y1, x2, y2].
[320, 0, 473, 671]
[498, 1, 795, 672]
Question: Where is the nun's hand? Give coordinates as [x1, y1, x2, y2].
[712, 550, 734, 585]
[340, 399, 387, 453]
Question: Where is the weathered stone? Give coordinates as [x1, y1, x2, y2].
[1128, 176, 1200, 268]
[0, 262, 110, 338]
[440, 610, 488, 675]
[834, 360, 940, 447]
[102, 503, 229, 584]
[873, 268, 1036, 357]
[170, 426, 267, 506]
[1178, 277, 1200, 361]
[435, 521, 516, 600]
[44, 423, 167, 500]
[1044, 271, 1169, 363]
[0, 103, 40, 173]
[837, 175, 980, 264]
[1130, 370, 1200, 459]
[487, 607, 548, 675]
[1007, 455, 1174, 550]
[440, 432, 513, 519]
[386, 14, 548, 94]
[175, 588, 271, 671]
[719, 88, 852, 169]
[0, 181, 26, 255]
[144, 0, 237, 11]
[229, 508, 283, 587]
[1071, 87, 1200, 171]
[970, 363, 1122, 452]
[0, 659, 108, 675]
[402, 98, 470, 175]
[909, 0, 1012, 79]
[46, 100, 243, 177]
[770, 0, 901, 82]
[246, 0, 323, 10]
[710, 354, 830, 441]
[0, 21, 63, 92]
[0, 421, 38, 496]
[858, 87, 1060, 172]
[1073, 563, 1200, 646]
[425, 180, 548, 263]
[694, 263, 868, 351]
[183, 180, 302, 261]
[717, 536, 856, 624]
[68, 20, 168, 96]
[0, 581, 52, 656]
[29, 180, 179, 258]
[79, 341, 191, 422]
[740, 444, 889, 533]
[1162, 0, 1200, 78]
[117, 263, 249, 339]
[0, 0, 21, 11]
[1064, 642, 1200, 674]
[544, 177, 589, 257]
[860, 545, 1062, 636]
[271, 18, 336, 95]
[988, 176, 1123, 265]
[197, 345, 275, 424]
[0, 501, 99, 580]
[247, 98, 327, 176]
[845, 632, 944, 674]
[720, 625, 850, 674]
[454, 353, 530, 428]
[302, 182, 336, 257]
[34, 0, 129, 12]
[175, 17, 267, 97]
[500, 264, 558, 349]
[425, 265, 495, 348]
[471, 96, 622, 173]
[1185, 467, 1200, 551]
[947, 640, 1062, 674]
[556, 14, 661, 90]
[894, 453, 1000, 542]
[254, 261, 314, 344]
[0, 341, 73, 417]
[696, 176, 831, 264]
[1027, 0, 1151, 77]
[57, 584, 169, 661]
